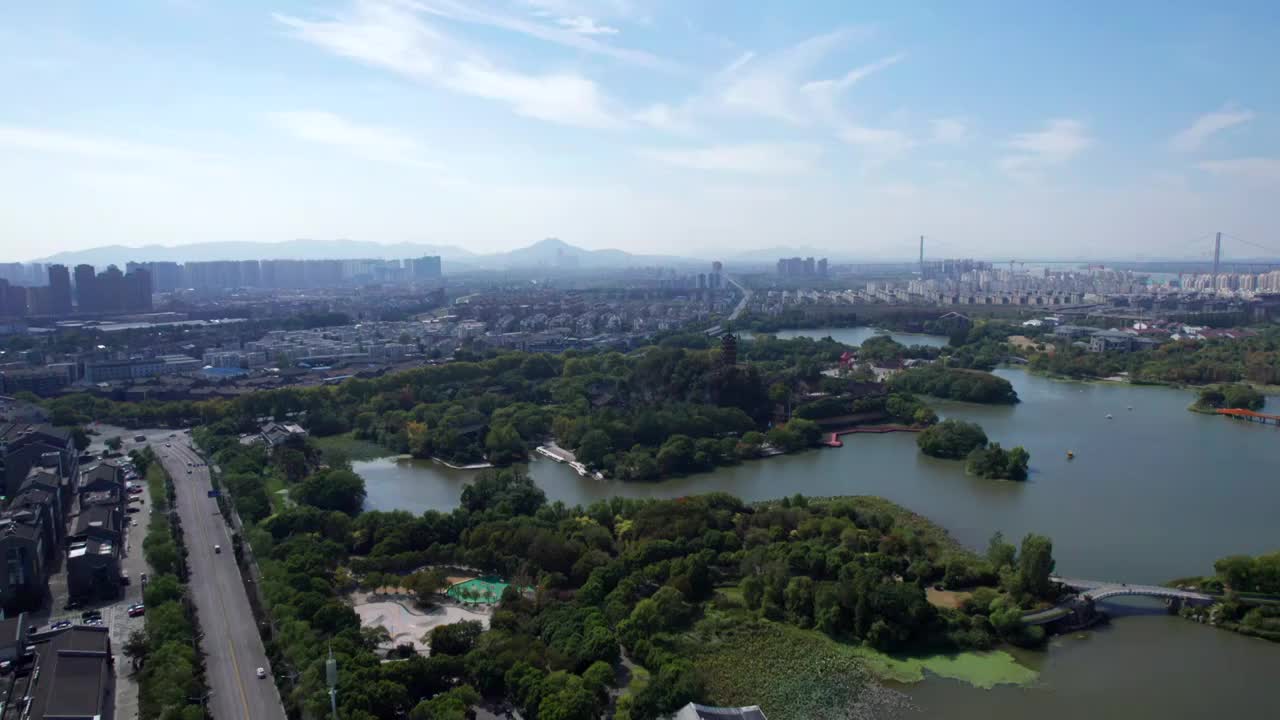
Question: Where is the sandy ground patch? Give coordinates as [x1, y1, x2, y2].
[926, 587, 973, 609]
[354, 600, 490, 653]
[446, 575, 476, 586]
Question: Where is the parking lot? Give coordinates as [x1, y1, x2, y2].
[34, 435, 160, 720]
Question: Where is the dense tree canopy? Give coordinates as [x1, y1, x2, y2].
[890, 366, 1019, 404]
[916, 420, 989, 460]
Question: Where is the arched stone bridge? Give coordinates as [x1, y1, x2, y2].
[1022, 576, 1214, 627]
[1051, 576, 1214, 605]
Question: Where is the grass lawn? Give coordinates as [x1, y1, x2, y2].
[312, 432, 391, 462]
[265, 473, 290, 514]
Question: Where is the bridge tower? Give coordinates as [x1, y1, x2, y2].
[918, 235, 925, 277]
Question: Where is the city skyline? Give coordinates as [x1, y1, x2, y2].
[2, 2, 1279, 260]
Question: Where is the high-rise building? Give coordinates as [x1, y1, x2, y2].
[411, 256, 442, 280]
[73, 265, 97, 310]
[124, 267, 153, 312]
[47, 265, 72, 316]
[817, 258, 828, 278]
[0, 280, 28, 318]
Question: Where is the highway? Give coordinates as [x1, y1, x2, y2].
[156, 438, 286, 720]
[726, 275, 752, 322]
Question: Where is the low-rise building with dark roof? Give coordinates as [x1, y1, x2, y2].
[77, 461, 125, 495]
[71, 504, 122, 545]
[23, 625, 115, 720]
[0, 514, 49, 612]
[66, 536, 120, 602]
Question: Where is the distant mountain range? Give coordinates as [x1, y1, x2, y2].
[33, 237, 710, 270]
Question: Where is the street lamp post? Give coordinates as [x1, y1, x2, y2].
[326, 644, 338, 719]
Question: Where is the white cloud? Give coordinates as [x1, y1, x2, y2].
[1197, 157, 1280, 182]
[556, 16, 617, 35]
[717, 29, 872, 124]
[930, 117, 968, 144]
[838, 123, 915, 156]
[0, 125, 215, 164]
[999, 119, 1092, 179]
[1170, 107, 1253, 152]
[406, 0, 672, 70]
[277, 1, 621, 129]
[448, 61, 620, 128]
[267, 111, 435, 167]
[640, 142, 823, 175]
[801, 53, 903, 120]
[634, 103, 698, 135]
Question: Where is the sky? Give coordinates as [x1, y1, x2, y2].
[2, 0, 1279, 262]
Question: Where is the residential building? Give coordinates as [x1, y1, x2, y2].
[21, 625, 116, 720]
[0, 513, 48, 612]
[1088, 330, 1136, 353]
[47, 264, 73, 316]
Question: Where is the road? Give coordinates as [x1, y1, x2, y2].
[726, 275, 751, 322]
[156, 438, 286, 720]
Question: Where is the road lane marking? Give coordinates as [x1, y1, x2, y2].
[165, 446, 254, 719]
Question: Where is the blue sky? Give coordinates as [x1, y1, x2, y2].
[2, 0, 1278, 260]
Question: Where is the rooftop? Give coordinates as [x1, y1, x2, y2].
[27, 626, 113, 720]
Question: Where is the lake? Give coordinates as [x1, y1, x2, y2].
[354, 368, 1280, 718]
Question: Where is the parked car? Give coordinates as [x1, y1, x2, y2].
[214, 544, 221, 554]
[256, 667, 267, 679]
[50, 620, 71, 630]
[126, 506, 140, 514]
[81, 610, 102, 622]
[127, 604, 145, 618]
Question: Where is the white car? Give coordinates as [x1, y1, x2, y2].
[256, 667, 267, 679]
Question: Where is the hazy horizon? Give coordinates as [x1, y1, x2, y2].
[3, 2, 1279, 262]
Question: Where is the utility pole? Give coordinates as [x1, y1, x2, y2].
[1212, 231, 1222, 281]
[327, 644, 338, 719]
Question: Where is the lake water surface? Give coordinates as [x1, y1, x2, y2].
[355, 337, 1280, 718]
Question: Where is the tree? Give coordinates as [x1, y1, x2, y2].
[741, 575, 764, 610]
[916, 419, 988, 459]
[429, 620, 484, 656]
[1215, 555, 1256, 590]
[575, 430, 613, 468]
[537, 672, 596, 720]
[768, 382, 791, 413]
[70, 426, 90, 452]
[1014, 534, 1055, 599]
[484, 423, 526, 465]
[965, 443, 1030, 481]
[124, 629, 149, 668]
[292, 468, 366, 515]
[406, 568, 449, 607]
[986, 531, 1016, 570]
[784, 576, 815, 626]
[656, 435, 697, 475]
[409, 685, 480, 720]
[105, 436, 123, 452]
